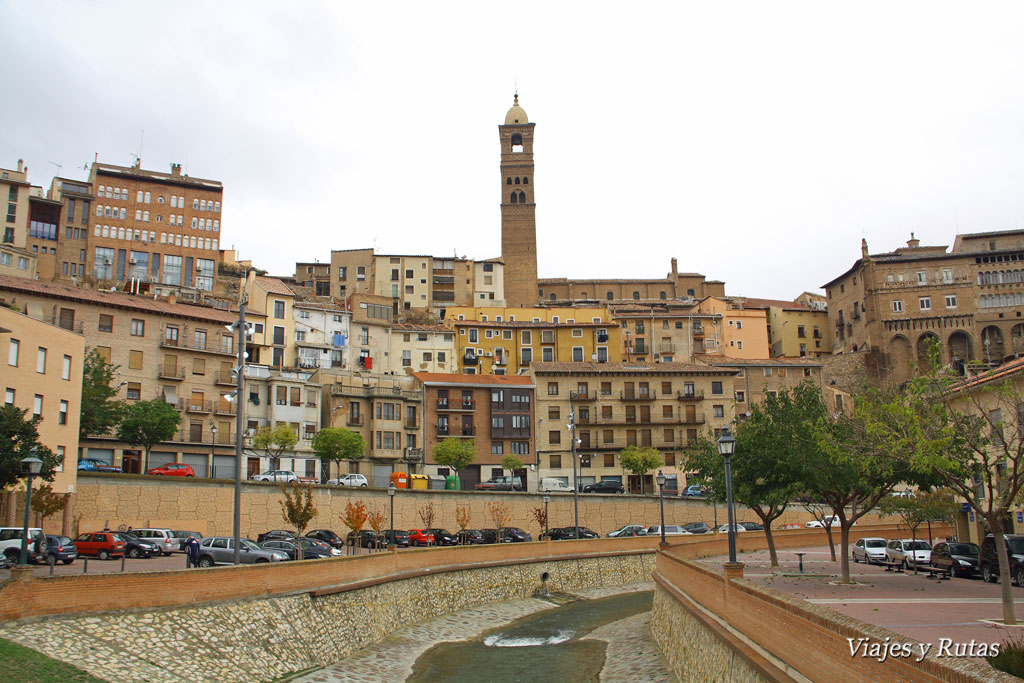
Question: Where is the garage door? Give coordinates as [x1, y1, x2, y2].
[87, 448, 114, 463]
[181, 453, 208, 477]
[372, 464, 393, 488]
[213, 454, 236, 480]
[149, 451, 176, 470]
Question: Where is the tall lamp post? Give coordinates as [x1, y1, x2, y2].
[543, 494, 550, 536]
[210, 424, 218, 476]
[717, 426, 737, 564]
[19, 450, 43, 566]
[656, 470, 667, 546]
[568, 409, 579, 537]
[387, 483, 396, 550]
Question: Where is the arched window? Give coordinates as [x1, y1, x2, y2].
[511, 133, 523, 153]
[515, 177, 520, 185]
[633, 291, 640, 300]
[518, 191, 526, 203]
[550, 293, 556, 301]
[510, 192, 518, 204]
[506, 177, 512, 184]
[523, 177, 529, 184]
[659, 291, 667, 300]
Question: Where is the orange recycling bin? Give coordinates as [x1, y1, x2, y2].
[389, 471, 409, 489]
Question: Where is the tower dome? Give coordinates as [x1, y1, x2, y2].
[504, 93, 528, 125]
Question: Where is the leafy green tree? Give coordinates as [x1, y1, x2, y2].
[0, 406, 60, 490]
[79, 348, 125, 438]
[620, 445, 663, 495]
[30, 483, 68, 529]
[879, 494, 928, 573]
[279, 482, 317, 560]
[687, 386, 814, 567]
[115, 399, 181, 469]
[501, 454, 524, 491]
[312, 427, 365, 483]
[433, 438, 476, 490]
[253, 423, 298, 471]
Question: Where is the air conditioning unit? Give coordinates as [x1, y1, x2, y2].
[103, 258, 112, 265]
[129, 258, 137, 264]
[484, 352, 493, 357]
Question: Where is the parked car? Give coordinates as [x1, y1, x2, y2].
[347, 530, 383, 549]
[146, 463, 196, 477]
[407, 529, 437, 546]
[77, 458, 120, 473]
[501, 527, 532, 542]
[381, 530, 411, 547]
[250, 470, 299, 483]
[931, 541, 980, 579]
[980, 534, 1024, 585]
[852, 537, 888, 564]
[608, 524, 648, 538]
[717, 524, 747, 534]
[454, 529, 486, 545]
[327, 474, 369, 487]
[173, 530, 203, 551]
[0, 552, 9, 569]
[681, 485, 705, 497]
[306, 529, 346, 550]
[582, 480, 625, 494]
[683, 522, 712, 535]
[196, 537, 288, 566]
[424, 528, 458, 546]
[805, 516, 841, 528]
[0, 527, 44, 564]
[886, 539, 932, 569]
[133, 528, 180, 555]
[542, 526, 599, 540]
[474, 476, 524, 492]
[260, 538, 333, 560]
[38, 535, 78, 565]
[481, 528, 513, 544]
[257, 529, 297, 544]
[113, 532, 160, 559]
[73, 532, 126, 560]
[540, 478, 572, 492]
[740, 522, 764, 531]
[646, 525, 691, 536]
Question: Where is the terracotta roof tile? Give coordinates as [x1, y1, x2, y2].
[392, 323, 450, 332]
[528, 361, 737, 375]
[255, 276, 294, 296]
[411, 372, 534, 386]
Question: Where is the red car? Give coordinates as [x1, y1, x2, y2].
[72, 532, 126, 560]
[147, 463, 196, 477]
[407, 529, 436, 546]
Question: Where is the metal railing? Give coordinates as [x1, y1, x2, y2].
[158, 365, 185, 380]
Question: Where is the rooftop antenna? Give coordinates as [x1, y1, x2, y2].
[954, 209, 960, 234]
[48, 161, 62, 177]
[139, 129, 144, 162]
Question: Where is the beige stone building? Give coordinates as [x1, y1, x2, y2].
[1, 302, 84, 533]
[692, 297, 770, 359]
[525, 362, 738, 494]
[241, 364, 322, 479]
[243, 275, 297, 370]
[1, 160, 38, 279]
[40, 176, 94, 284]
[538, 257, 726, 304]
[389, 323, 457, 375]
[702, 357, 825, 413]
[735, 296, 831, 358]
[293, 297, 350, 372]
[610, 303, 716, 364]
[823, 230, 1024, 383]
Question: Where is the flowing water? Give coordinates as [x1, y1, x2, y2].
[407, 591, 653, 683]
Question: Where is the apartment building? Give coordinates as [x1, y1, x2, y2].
[1, 302, 84, 533]
[390, 323, 457, 374]
[703, 357, 825, 412]
[86, 160, 223, 295]
[292, 296, 350, 372]
[693, 297, 770, 359]
[323, 373, 422, 486]
[414, 373, 536, 490]
[243, 275, 297, 370]
[40, 176, 93, 283]
[823, 231, 1024, 383]
[0, 273, 240, 476]
[292, 261, 332, 296]
[347, 292, 394, 373]
[1, 160, 38, 278]
[242, 365, 322, 479]
[538, 257, 726, 303]
[329, 249, 505, 316]
[526, 362, 738, 494]
[611, 303, 717, 364]
[735, 296, 831, 358]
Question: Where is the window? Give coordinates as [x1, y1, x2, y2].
[942, 268, 953, 284]
[195, 329, 207, 350]
[572, 347, 584, 362]
[402, 350, 411, 367]
[735, 391, 745, 402]
[98, 314, 113, 333]
[129, 350, 143, 370]
[131, 319, 145, 336]
[549, 430, 561, 445]
[711, 381, 722, 395]
[919, 297, 931, 311]
[61, 354, 72, 380]
[945, 295, 958, 308]
[59, 400, 68, 425]
[511, 441, 530, 455]
[521, 330, 532, 345]
[547, 382, 559, 395]
[713, 405, 725, 418]
[548, 406, 560, 420]
[521, 348, 533, 365]
[664, 427, 674, 442]
[36, 347, 46, 374]
[601, 381, 611, 396]
[491, 442, 504, 455]
[917, 271, 927, 285]
[892, 300, 904, 313]
[33, 394, 42, 416]
[4, 388, 13, 405]
[7, 338, 19, 367]
[273, 300, 285, 319]
[192, 358, 205, 375]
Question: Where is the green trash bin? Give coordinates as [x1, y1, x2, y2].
[444, 475, 461, 490]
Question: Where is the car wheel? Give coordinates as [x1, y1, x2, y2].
[62, 559, 73, 565]
[97, 549, 110, 561]
[902, 559, 909, 570]
[186, 474, 194, 477]
[983, 564, 997, 583]
[949, 564, 958, 579]
[1015, 568, 1024, 588]
[154, 473, 162, 476]
[255, 558, 269, 563]
[852, 554, 859, 564]
[128, 547, 140, 559]
[361, 483, 367, 487]
[4, 549, 18, 564]
[198, 556, 214, 568]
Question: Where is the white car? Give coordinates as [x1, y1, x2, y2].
[852, 537, 888, 564]
[328, 474, 369, 487]
[250, 470, 298, 483]
[717, 524, 747, 533]
[805, 515, 845, 528]
[886, 539, 932, 568]
[646, 525, 692, 536]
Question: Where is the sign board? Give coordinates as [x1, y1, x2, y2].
[969, 511, 975, 522]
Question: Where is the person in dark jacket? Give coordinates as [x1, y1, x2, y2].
[185, 536, 200, 568]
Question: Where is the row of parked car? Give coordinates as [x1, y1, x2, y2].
[853, 534, 1024, 585]
[0, 526, 205, 565]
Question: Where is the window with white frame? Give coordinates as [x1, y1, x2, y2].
[945, 294, 958, 308]
[919, 297, 931, 311]
[892, 300, 904, 313]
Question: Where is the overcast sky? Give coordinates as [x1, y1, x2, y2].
[4, 2, 1024, 299]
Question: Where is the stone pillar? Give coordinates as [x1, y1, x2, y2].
[11, 565, 33, 582]
[3, 490, 15, 526]
[62, 492, 75, 537]
[724, 562, 745, 580]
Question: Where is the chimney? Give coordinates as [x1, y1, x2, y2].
[907, 232, 920, 248]
[16, 159, 23, 172]
[167, 293, 177, 305]
[170, 163, 181, 177]
[670, 257, 678, 276]
[861, 238, 869, 258]
[133, 157, 141, 170]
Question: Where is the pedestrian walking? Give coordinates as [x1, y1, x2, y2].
[185, 536, 200, 568]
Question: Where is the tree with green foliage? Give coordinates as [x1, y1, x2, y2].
[501, 454, 524, 491]
[879, 494, 928, 573]
[115, 399, 181, 469]
[619, 445, 663, 495]
[279, 482, 317, 560]
[0, 406, 60, 490]
[253, 423, 298, 471]
[311, 427, 365, 483]
[860, 340, 1024, 623]
[30, 483, 68, 529]
[687, 385, 815, 567]
[79, 348, 125, 438]
[433, 438, 476, 490]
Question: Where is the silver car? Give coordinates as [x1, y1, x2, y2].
[885, 539, 932, 568]
[196, 537, 288, 566]
[852, 537, 888, 564]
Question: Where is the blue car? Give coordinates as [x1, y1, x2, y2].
[78, 458, 120, 473]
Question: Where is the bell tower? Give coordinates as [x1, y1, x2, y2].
[500, 94, 538, 308]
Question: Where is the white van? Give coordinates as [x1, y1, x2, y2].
[541, 478, 572, 492]
[0, 527, 44, 563]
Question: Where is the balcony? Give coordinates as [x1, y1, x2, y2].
[460, 426, 475, 437]
[692, 325, 705, 336]
[44, 316, 84, 334]
[404, 418, 420, 429]
[620, 391, 653, 401]
[658, 342, 676, 355]
[331, 384, 420, 401]
[676, 389, 704, 401]
[160, 333, 235, 356]
[437, 426, 450, 436]
[213, 402, 236, 417]
[215, 371, 236, 386]
[405, 448, 423, 462]
[347, 415, 363, 427]
[158, 365, 185, 380]
[569, 391, 596, 402]
[462, 354, 479, 366]
[186, 400, 213, 414]
[679, 413, 706, 425]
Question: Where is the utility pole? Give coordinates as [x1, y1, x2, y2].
[569, 408, 579, 537]
[232, 288, 248, 564]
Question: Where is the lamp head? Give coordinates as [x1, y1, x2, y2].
[656, 469, 666, 487]
[21, 450, 43, 476]
[543, 494, 550, 504]
[388, 483, 396, 497]
[717, 426, 736, 457]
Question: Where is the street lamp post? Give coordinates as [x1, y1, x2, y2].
[656, 470, 667, 546]
[543, 494, 550, 536]
[717, 426, 738, 564]
[387, 483, 396, 550]
[210, 424, 218, 475]
[19, 449, 43, 566]
[568, 409, 579, 537]
[230, 284, 249, 565]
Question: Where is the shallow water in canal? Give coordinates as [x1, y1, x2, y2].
[407, 591, 653, 683]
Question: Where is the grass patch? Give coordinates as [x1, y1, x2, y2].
[0, 638, 104, 682]
[989, 636, 1024, 677]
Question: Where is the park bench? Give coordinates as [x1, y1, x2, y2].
[881, 560, 905, 573]
[917, 565, 950, 581]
